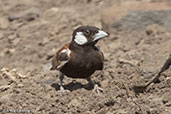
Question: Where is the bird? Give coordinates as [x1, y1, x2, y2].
[133, 54, 171, 93]
[50, 25, 109, 93]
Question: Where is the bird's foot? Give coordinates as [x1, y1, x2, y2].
[59, 86, 70, 93]
[93, 84, 103, 94]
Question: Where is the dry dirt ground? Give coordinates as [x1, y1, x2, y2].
[0, 0, 171, 114]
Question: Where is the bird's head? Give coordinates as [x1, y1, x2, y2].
[72, 26, 108, 46]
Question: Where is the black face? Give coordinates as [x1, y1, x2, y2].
[73, 26, 99, 40]
[72, 26, 108, 46]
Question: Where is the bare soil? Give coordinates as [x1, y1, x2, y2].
[0, 0, 171, 114]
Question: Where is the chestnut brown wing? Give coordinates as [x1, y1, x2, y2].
[50, 44, 71, 70]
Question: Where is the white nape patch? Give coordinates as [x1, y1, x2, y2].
[74, 32, 87, 45]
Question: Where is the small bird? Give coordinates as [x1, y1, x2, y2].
[50, 26, 108, 93]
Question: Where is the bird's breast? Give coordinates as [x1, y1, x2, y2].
[60, 49, 103, 78]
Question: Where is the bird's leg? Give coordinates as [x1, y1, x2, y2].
[87, 77, 103, 94]
[87, 77, 94, 87]
[59, 72, 70, 93]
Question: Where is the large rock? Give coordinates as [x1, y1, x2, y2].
[101, 1, 171, 32]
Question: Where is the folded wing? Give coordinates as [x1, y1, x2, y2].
[50, 43, 71, 70]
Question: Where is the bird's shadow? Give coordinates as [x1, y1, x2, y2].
[51, 81, 97, 92]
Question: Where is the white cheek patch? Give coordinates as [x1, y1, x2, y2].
[74, 32, 88, 45]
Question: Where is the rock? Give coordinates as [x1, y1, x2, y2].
[17, 84, 24, 88]
[86, 110, 96, 114]
[8, 7, 40, 22]
[0, 18, 9, 29]
[101, 1, 171, 32]
[0, 94, 11, 103]
[0, 85, 10, 92]
[162, 93, 171, 106]
[68, 98, 81, 107]
[0, 52, 5, 57]
[1, 67, 16, 81]
[0, 32, 4, 39]
[5, 48, 15, 54]
[38, 37, 49, 46]
[8, 34, 16, 40]
[44, 7, 59, 17]
[118, 58, 139, 66]
[8, 33, 21, 45]
[12, 38, 21, 46]
[0, 48, 14, 57]
[106, 111, 114, 114]
[1, 68, 26, 82]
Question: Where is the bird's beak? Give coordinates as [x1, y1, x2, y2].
[93, 30, 108, 41]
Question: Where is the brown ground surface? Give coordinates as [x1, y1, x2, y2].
[0, 0, 171, 114]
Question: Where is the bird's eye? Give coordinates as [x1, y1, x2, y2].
[84, 30, 90, 35]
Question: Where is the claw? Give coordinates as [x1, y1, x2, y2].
[87, 77, 103, 94]
[59, 86, 70, 93]
[93, 84, 103, 94]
